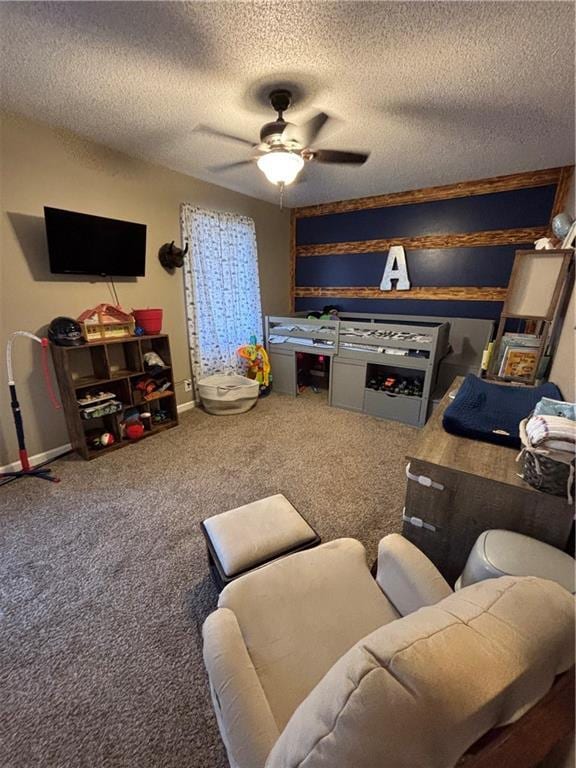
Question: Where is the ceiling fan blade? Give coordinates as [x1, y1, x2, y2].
[193, 124, 255, 147]
[208, 160, 254, 173]
[313, 149, 370, 165]
[284, 111, 331, 146]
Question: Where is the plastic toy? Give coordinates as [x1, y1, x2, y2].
[367, 372, 424, 397]
[76, 391, 115, 407]
[125, 422, 145, 440]
[123, 407, 140, 422]
[80, 399, 123, 420]
[135, 377, 158, 396]
[320, 305, 340, 320]
[236, 336, 271, 391]
[143, 351, 166, 372]
[77, 304, 135, 341]
[88, 431, 115, 449]
[306, 305, 340, 321]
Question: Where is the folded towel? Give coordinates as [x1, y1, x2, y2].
[541, 439, 576, 453]
[534, 397, 576, 421]
[525, 414, 576, 449]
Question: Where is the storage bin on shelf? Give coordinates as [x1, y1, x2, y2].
[198, 374, 259, 415]
[133, 308, 163, 335]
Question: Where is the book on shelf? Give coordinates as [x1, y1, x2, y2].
[498, 346, 540, 379]
[494, 333, 539, 372]
[481, 341, 495, 371]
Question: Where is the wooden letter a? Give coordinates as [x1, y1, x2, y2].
[379, 246, 411, 291]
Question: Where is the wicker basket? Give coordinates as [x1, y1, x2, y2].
[518, 419, 575, 500]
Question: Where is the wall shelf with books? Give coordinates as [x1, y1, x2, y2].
[487, 249, 573, 385]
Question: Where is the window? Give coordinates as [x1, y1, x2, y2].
[180, 205, 263, 381]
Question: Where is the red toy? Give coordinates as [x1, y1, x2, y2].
[126, 421, 144, 440]
[125, 422, 145, 440]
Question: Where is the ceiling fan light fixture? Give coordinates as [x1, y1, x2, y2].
[257, 150, 304, 185]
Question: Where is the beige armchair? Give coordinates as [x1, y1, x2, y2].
[202, 535, 574, 768]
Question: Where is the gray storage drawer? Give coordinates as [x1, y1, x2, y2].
[269, 350, 296, 396]
[364, 389, 422, 426]
[338, 347, 428, 369]
[330, 358, 367, 412]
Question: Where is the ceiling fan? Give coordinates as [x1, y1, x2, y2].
[196, 89, 370, 187]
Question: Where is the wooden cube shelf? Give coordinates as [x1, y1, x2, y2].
[51, 334, 179, 460]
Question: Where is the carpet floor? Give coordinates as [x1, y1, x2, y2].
[1, 392, 416, 768]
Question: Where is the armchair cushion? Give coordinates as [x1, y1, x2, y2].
[217, 538, 399, 731]
[376, 533, 453, 615]
[265, 576, 575, 768]
[202, 608, 279, 768]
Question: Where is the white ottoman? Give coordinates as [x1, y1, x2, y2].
[201, 494, 320, 590]
[456, 529, 575, 593]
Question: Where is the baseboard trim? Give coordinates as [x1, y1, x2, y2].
[1, 402, 197, 472]
[0, 443, 72, 473]
[177, 400, 198, 414]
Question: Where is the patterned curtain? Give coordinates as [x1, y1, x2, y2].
[180, 204, 263, 383]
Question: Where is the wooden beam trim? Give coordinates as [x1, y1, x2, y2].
[295, 168, 564, 219]
[289, 209, 296, 312]
[549, 165, 575, 230]
[294, 286, 507, 302]
[296, 227, 546, 257]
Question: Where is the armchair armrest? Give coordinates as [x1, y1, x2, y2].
[376, 533, 453, 616]
[203, 608, 279, 768]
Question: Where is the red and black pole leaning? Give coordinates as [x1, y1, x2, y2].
[1, 333, 60, 483]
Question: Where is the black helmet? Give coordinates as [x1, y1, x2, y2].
[48, 317, 84, 346]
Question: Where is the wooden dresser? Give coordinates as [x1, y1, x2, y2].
[402, 377, 574, 585]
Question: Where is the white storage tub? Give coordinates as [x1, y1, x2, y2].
[197, 374, 259, 415]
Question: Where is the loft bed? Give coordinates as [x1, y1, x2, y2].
[265, 316, 339, 355]
[293, 310, 495, 403]
[265, 313, 452, 427]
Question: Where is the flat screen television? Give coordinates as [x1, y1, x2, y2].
[44, 207, 147, 277]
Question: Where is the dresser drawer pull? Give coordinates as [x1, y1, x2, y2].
[402, 508, 437, 533]
[406, 462, 444, 491]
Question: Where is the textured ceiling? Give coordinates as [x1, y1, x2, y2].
[0, 1, 574, 207]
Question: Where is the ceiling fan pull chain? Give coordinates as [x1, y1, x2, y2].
[279, 182, 285, 210]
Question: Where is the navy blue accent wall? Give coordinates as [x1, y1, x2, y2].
[296, 243, 535, 289]
[295, 296, 504, 321]
[296, 186, 556, 244]
[294, 180, 557, 320]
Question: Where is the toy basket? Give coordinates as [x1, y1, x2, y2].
[518, 418, 575, 501]
[197, 374, 259, 415]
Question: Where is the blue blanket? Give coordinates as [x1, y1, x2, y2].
[443, 374, 562, 448]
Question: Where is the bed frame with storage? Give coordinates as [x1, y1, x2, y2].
[266, 314, 451, 427]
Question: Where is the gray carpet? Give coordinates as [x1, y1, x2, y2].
[0, 392, 415, 768]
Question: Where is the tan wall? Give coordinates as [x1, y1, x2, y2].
[549, 173, 575, 401]
[0, 111, 290, 465]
